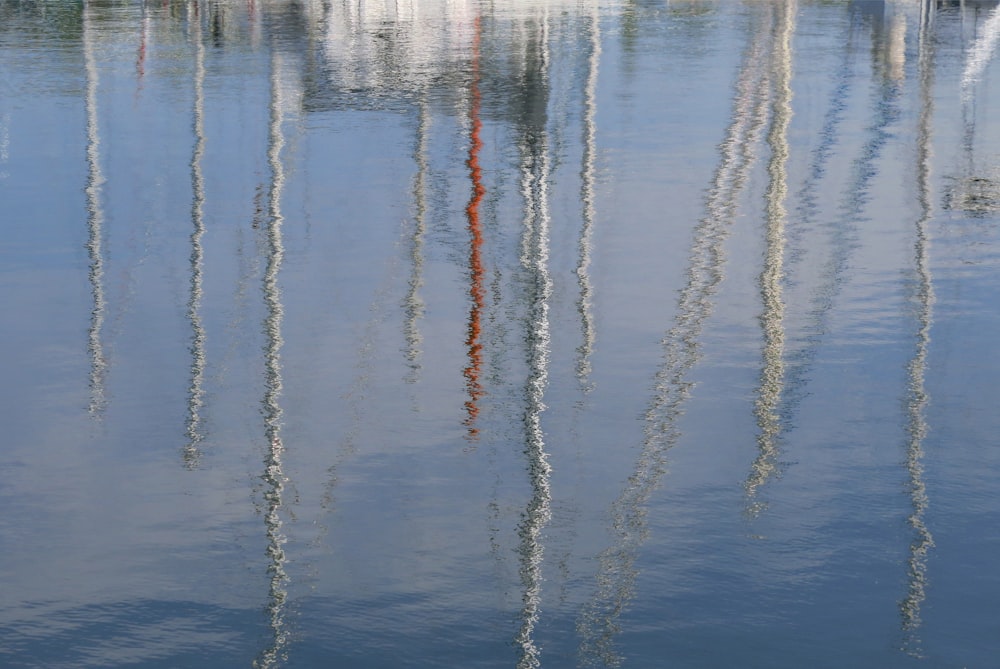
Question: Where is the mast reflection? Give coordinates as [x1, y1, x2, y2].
[577, 8, 775, 665]
[403, 94, 429, 386]
[900, 0, 936, 656]
[84, 0, 108, 419]
[254, 44, 290, 669]
[184, 1, 208, 469]
[463, 16, 487, 441]
[514, 13, 553, 669]
[575, 8, 600, 392]
[745, 0, 796, 514]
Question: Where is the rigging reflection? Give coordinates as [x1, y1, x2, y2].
[745, 0, 796, 514]
[577, 7, 775, 665]
[184, 1, 208, 469]
[254, 43, 290, 669]
[514, 13, 553, 669]
[900, 0, 936, 655]
[84, 0, 108, 419]
[775, 3, 904, 493]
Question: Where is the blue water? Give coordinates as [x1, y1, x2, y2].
[2, 1, 1000, 667]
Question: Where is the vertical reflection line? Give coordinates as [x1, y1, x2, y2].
[515, 14, 553, 669]
[575, 6, 600, 391]
[254, 46, 289, 669]
[463, 16, 487, 441]
[184, 2, 207, 468]
[84, 1, 108, 418]
[901, 3, 935, 655]
[577, 12, 774, 666]
[136, 1, 149, 86]
[745, 0, 796, 513]
[403, 93, 429, 385]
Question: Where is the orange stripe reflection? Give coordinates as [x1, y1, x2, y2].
[463, 16, 486, 440]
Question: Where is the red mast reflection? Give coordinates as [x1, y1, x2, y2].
[463, 16, 486, 440]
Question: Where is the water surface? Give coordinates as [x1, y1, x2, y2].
[2, 1, 1000, 667]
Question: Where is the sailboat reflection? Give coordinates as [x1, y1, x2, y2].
[513, 13, 553, 669]
[900, 0, 936, 656]
[744, 0, 796, 515]
[254, 44, 290, 669]
[578, 7, 775, 665]
[84, 0, 108, 419]
[184, 2, 208, 469]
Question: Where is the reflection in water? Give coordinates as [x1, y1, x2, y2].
[514, 15, 553, 669]
[184, 4, 207, 469]
[777, 5, 903, 482]
[900, 2, 936, 655]
[463, 16, 487, 441]
[575, 9, 600, 392]
[745, 0, 796, 514]
[577, 10, 775, 665]
[403, 94, 429, 385]
[960, 1, 1000, 100]
[84, 2, 108, 419]
[784, 4, 905, 465]
[949, 2, 1000, 217]
[787, 21, 854, 274]
[136, 2, 149, 88]
[254, 47, 289, 669]
[0, 112, 8, 180]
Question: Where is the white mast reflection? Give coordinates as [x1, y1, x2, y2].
[514, 13, 553, 669]
[403, 94, 429, 386]
[575, 6, 600, 392]
[254, 43, 290, 669]
[900, 1, 936, 656]
[745, 0, 796, 514]
[84, 1, 108, 419]
[184, 1, 208, 468]
[577, 9, 774, 665]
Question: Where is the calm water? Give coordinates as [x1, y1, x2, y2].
[2, 0, 1000, 666]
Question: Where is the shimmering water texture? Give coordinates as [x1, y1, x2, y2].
[2, 1, 1000, 667]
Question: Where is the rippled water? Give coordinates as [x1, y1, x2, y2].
[2, 1, 1000, 667]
